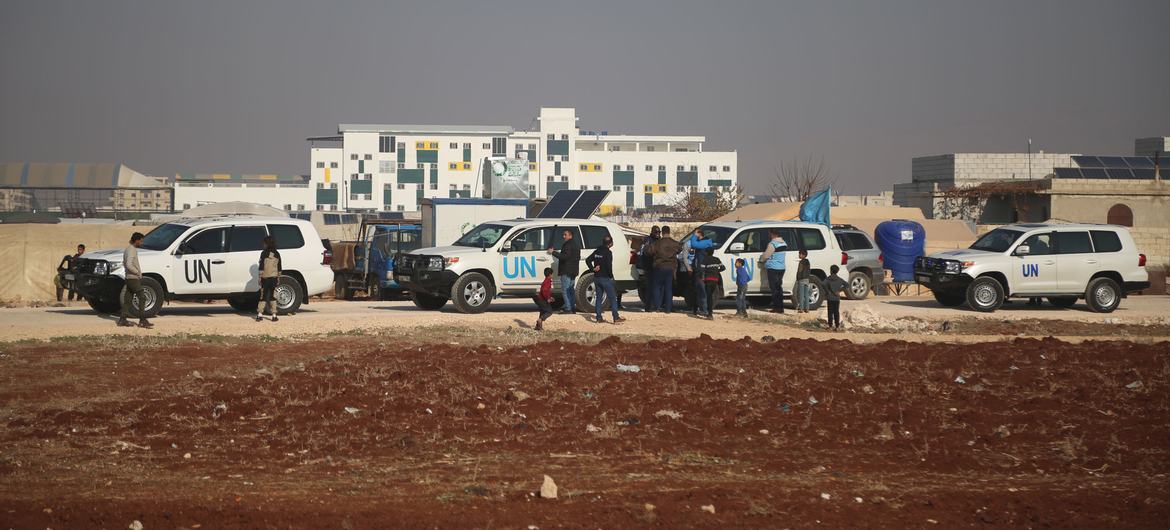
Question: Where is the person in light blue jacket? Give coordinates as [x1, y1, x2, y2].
[687, 229, 714, 315]
[758, 228, 788, 313]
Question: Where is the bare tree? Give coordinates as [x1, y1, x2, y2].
[770, 156, 837, 201]
[671, 186, 745, 221]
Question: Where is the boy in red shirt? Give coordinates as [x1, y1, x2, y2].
[534, 267, 555, 331]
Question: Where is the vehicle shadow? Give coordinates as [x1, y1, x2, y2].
[879, 299, 1097, 313]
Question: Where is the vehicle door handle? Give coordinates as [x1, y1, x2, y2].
[211, 260, 225, 265]
[1084, 259, 1098, 264]
[1042, 260, 1055, 265]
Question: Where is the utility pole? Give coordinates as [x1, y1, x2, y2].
[1027, 138, 1032, 180]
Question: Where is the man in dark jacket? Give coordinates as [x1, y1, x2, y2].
[547, 229, 580, 313]
[585, 235, 625, 324]
[647, 226, 682, 313]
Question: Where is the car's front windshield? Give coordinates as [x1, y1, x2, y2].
[695, 225, 736, 248]
[453, 223, 511, 248]
[140, 223, 190, 251]
[969, 228, 1024, 253]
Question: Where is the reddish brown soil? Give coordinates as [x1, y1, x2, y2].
[2, 335, 1169, 528]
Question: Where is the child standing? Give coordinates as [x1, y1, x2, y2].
[824, 265, 848, 330]
[534, 267, 555, 331]
[699, 248, 725, 319]
[734, 258, 751, 317]
[795, 249, 811, 313]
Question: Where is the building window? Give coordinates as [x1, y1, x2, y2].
[350, 154, 358, 160]
[547, 176, 555, 181]
[676, 165, 684, 171]
[561, 155, 569, 162]
[547, 134, 555, 140]
[379, 135, 395, 153]
[647, 146, 656, 152]
[364, 154, 372, 160]
[626, 165, 633, 171]
[330, 162, 338, 169]
[183, 203, 191, 210]
[547, 155, 555, 161]
[658, 165, 666, 171]
[561, 176, 568, 182]
[580, 185, 588, 190]
[613, 186, 622, 191]
[528, 143, 535, 150]
[462, 184, 470, 190]
[397, 183, 405, 190]
[449, 162, 458, 170]
[397, 142, 405, 151]
[380, 161, 394, 173]
[316, 162, 325, 168]
[463, 142, 471, 149]
[449, 142, 458, 149]
[561, 134, 568, 140]
[482, 142, 491, 150]
[351, 173, 359, 179]
[612, 145, 621, 152]
[430, 183, 438, 190]
[1107, 204, 1133, 226]
[449, 184, 457, 189]
[689, 165, 697, 171]
[417, 163, 425, 170]
[709, 165, 717, 172]
[645, 165, 653, 171]
[397, 205, 405, 211]
[593, 185, 601, 190]
[491, 137, 507, 156]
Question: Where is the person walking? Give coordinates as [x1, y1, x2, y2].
[585, 235, 625, 324]
[758, 229, 788, 313]
[56, 243, 85, 302]
[547, 229, 580, 314]
[256, 236, 282, 322]
[734, 257, 752, 317]
[699, 247, 725, 319]
[116, 233, 152, 328]
[795, 249, 811, 313]
[533, 267, 555, 331]
[824, 265, 848, 330]
[687, 229, 715, 315]
[637, 226, 660, 311]
[647, 226, 682, 313]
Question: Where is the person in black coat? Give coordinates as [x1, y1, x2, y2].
[585, 235, 625, 324]
[547, 229, 580, 313]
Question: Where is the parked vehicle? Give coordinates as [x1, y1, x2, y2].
[67, 216, 333, 317]
[914, 223, 1149, 313]
[635, 221, 844, 310]
[333, 220, 422, 300]
[832, 224, 884, 300]
[395, 218, 636, 314]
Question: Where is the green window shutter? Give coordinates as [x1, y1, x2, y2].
[383, 188, 392, 205]
[462, 148, 471, 163]
[398, 169, 424, 184]
[546, 140, 569, 156]
[678, 171, 698, 186]
[708, 179, 732, 187]
[350, 179, 372, 195]
[429, 167, 438, 183]
[316, 188, 338, 204]
[417, 150, 438, 164]
[546, 181, 568, 194]
[657, 171, 666, 185]
[613, 170, 634, 186]
[626, 191, 634, 207]
[397, 149, 405, 163]
[644, 194, 653, 207]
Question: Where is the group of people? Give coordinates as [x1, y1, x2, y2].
[531, 225, 853, 331]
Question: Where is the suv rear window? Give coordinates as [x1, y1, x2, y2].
[581, 225, 610, 249]
[1055, 231, 1093, 254]
[1090, 230, 1123, 253]
[835, 232, 872, 251]
[229, 226, 268, 252]
[268, 224, 306, 249]
[796, 228, 827, 251]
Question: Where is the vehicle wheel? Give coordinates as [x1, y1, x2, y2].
[228, 295, 260, 312]
[1085, 277, 1121, 313]
[411, 292, 448, 310]
[86, 296, 121, 314]
[575, 272, 596, 313]
[791, 279, 825, 310]
[273, 275, 304, 315]
[450, 272, 494, 314]
[965, 276, 1004, 313]
[748, 295, 771, 308]
[932, 290, 966, 307]
[121, 277, 164, 318]
[846, 271, 872, 300]
[334, 276, 353, 301]
[367, 279, 383, 301]
[1048, 296, 1077, 309]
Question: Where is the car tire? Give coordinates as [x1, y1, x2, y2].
[86, 296, 121, 314]
[451, 272, 494, 314]
[791, 278, 825, 310]
[411, 292, 448, 311]
[334, 276, 353, 301]
[966, 276, 1004, 313]
[1048, 296, 1078, 309]
[846, 271, 872, 300]
[120, 277, 164, 318]
[1085, 277, 1121, 313]
[367, 279, 383, 301]
[932, 290, 966, 307]
[272, 275, 304, 315]
[228, 295, 260, 312]
[575, 272, 596, 313]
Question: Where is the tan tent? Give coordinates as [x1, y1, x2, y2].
[0, 224, 140, 303]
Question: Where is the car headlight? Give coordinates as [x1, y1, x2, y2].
[94, 262, 108, 275]
[427, 257, 445, 270]
[944, 261, 961, 274]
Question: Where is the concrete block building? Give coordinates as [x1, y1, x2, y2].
[306, 107, 738, 214]
[172, 173, 315, 212]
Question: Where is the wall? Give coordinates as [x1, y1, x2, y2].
[0, 224, 139, 302]
[1046, 179, 1170, 269]
[173, 182, 315, 213]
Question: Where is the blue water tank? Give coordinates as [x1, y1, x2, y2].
[874, 220, 926, 282]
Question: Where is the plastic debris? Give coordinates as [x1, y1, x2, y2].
[654, 410, 682, 420]
[585, 424, 601, 433]
[1126, 380, 1144, 390]
[344, 407, 360, 415]
[212, 403, 227, 419]
[540, 475, 558, 499]
[778, 403, 791, 413]
[129, 521, 144, 530]
[954, 375, 966, 384]
[820, 492, 832, 500]
[701, 505, 716, 514]
[616, 364, 641, 373]
[861, 384, 875, 395]
[807, 396, 819, 406]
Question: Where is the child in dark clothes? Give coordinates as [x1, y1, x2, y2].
[734, 258, 751, 317]
[824, 265, 849, 330]
[533, 267, 555, 331]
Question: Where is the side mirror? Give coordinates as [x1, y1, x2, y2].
[1014, 245, 1030, 256]
[499, 246, 511, 254]
[729, 242, 745, 253]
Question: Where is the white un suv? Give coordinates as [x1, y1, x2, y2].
[70, 216, 334, 317]
[914, 223, 1149, 313]
[395, 218, 636, 314]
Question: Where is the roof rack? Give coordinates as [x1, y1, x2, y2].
[831, 223, 860, 230]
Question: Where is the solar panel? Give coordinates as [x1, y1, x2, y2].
[1131, 168, 1155, 179]
[1125, 157, 1154, 168]
[564, 190, 611, 219]
[1106, 168, 1133, 179]
[1098, 156, 1128, 168]
[1053, 168, 1082, 179]
[1072, 156, 1103, 168]
[536, 190, 584, 218]
[1080, 168, 1108, 179]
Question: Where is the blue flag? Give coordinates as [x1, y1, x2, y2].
[799, 187, 832, 226]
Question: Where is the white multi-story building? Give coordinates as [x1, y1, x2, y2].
[172, 173, 315, 213]
[306, 107, 738, 214]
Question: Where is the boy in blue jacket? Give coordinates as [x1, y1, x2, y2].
[734, 258, 751, 317]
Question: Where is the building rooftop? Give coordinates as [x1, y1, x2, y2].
[173, 173, 309, 184]
[337, 124, 515, 135]
[0, 162, 165, 188]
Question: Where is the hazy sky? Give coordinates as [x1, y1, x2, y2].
[2, 0, 1168, 194]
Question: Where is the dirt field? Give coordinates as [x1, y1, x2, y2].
[2, 329, 1169, 528]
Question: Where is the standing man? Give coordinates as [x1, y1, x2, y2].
[257, 235, 282, 322]
[648, 226, 682, 313]
[687, 229, 714, 315]
[637, 226, 660, 311]
[759, 228, 788, 313]
[57, 243, 85, 302]
[585, 235, 625, 324]
[116, 233, 152, 328]
[547, 229, 580, 314]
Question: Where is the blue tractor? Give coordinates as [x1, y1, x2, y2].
[334, 220, 423, 300]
